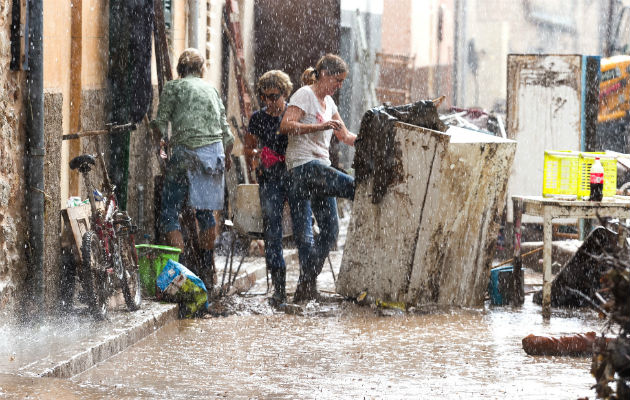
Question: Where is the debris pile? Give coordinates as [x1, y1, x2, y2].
[439, 107, 506, 138]
[532, 227, 618, 307]
[590, 232, 630, 399]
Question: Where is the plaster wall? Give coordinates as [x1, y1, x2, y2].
[381, 0, 454, 68]
[459, 0, 603, 110]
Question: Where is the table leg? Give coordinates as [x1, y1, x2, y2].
[512, 197, 524, 305]
[618, 222, 627, 249]
[542, 209, 552, 319]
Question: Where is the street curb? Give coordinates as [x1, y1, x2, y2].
[33, 303, 178, 378]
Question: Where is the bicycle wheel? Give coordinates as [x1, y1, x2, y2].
[119, 236, 142, 311]
[80, 231, 109, 319]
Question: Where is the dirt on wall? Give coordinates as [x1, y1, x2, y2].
[0, 0, 26, 316]
[43, 91, 62, 314]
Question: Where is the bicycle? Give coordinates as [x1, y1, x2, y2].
[66, 123, 141, 319]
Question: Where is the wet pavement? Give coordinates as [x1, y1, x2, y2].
[0, 214, 605, 399]
[0, 302, 178, 378]
[66, 264, 601, 400]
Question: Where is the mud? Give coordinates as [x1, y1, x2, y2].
[0, 215, 604, 399]
[354, 100, 447, 204]
[66, 295, 601, 399]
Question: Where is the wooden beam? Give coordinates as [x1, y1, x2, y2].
[69, 0, 83, 196]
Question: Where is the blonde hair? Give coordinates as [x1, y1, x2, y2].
[177, 48, 205, 78]
[257, 70, 293, 97]
[301, 53, 348, 85]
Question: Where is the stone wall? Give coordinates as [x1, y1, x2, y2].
[43, 91, 63, 313]
[79, 87, 162, 244]
[0, 0, 26, 315]
[127, 87, 162, 243]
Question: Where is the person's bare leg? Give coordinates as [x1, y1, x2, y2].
[166, 230, 185, 250]
[199, 227, 217, 287]
[199, 227, 216, 251]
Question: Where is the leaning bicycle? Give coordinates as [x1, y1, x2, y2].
[66, 123, 141, 319]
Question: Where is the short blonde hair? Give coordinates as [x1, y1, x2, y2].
[177, 48, 205, 78]
[257, 70, 293, 98]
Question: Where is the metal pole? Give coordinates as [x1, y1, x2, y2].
[511, 197, 524, 306]
[453, 0, 467, 107]
[604, 0, 616, 57]
[188, 0, 199, 49]
[25, 0, 45, 316]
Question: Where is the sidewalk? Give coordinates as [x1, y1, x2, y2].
[0, 249, 293, 380]
[0, 302, 178, 378]
[0, 214, 347, 380]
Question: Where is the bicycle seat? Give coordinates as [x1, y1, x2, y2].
[69, 154, 96, 173]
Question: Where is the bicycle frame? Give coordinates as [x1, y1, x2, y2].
[70, 126, 139, 269]
[65, 122, 141, 317]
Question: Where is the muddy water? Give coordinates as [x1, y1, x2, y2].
[71, 296, 600, 399]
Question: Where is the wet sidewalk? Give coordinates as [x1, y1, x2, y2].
[0, 244, 277, 381]
[0, 302, 178, 378]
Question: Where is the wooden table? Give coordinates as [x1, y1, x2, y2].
[512, 195, 630, 319]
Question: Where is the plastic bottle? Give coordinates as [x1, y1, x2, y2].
[66, 196, 82, 208]
[590, 157, 604, 201]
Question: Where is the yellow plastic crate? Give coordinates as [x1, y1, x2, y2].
[543, 151, 617, 199]
[542, 151, 579, 197]
[577, 153, 617, 199]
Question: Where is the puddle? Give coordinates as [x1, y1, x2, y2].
[71, 295, 601, 399]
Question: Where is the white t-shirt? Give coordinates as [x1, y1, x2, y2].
[285, 85, 338, 169]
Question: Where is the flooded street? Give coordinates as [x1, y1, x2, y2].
[68, 294, 600, 399]
[0, 214, 605, 399]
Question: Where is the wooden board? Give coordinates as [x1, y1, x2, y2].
[62, 204, 92, 261]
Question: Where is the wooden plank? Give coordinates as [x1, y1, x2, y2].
[69, 0, 82, 198]
[223, 0, 257, 126]
[65, 204, 92, 261]
[542, 208, 553, 319]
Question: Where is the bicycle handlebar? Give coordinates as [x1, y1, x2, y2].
[62, 123, 137, 141]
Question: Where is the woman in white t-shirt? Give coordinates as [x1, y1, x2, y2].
[279, 54, 357, 302]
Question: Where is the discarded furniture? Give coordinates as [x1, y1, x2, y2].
[511, 196, 630, 318]
[506, 54, 600, 223]
[337, 111, 516, 307]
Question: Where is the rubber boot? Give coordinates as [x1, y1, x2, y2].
[269, 268, 286, 308]
[293, 275, 318, 303]
[200, 249, 217, 291]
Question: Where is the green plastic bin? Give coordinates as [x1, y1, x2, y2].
[135, 244, 182, 296]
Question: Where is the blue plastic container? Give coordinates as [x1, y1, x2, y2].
[488, 265, 513, 305]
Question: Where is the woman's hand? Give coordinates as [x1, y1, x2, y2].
[330, 114, 357, 146]
[159, 139, 168, 159]
[321, 120, 342, 131]
[225, 154, 232, 171]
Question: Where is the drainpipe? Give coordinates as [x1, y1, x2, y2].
[25, 0, 45, 315]
[453, 0, 466, 107]
[188, 0, 199, 49]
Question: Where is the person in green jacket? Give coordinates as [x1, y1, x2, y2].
[152, 48, 234, 289]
